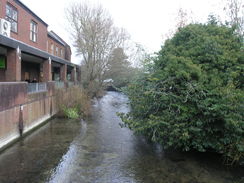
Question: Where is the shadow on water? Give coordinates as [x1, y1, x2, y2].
[0, 91, 243, 183]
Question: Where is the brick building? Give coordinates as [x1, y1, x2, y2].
[0, 0, 81, 150]
[0, 0, 79, 83]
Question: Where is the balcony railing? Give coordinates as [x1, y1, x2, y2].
[55, 81, 65, 89]
[27, 83, 47, 93]
[68, 82, 74, 87]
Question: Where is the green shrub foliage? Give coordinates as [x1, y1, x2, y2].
[63, 107, 80, 119]
[120, 23, 244, 163]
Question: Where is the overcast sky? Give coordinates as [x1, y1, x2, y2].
[21, 0, 224, 64]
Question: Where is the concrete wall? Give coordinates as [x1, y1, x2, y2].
[0, 82, 27, 111]
[0, 82, 70, 150]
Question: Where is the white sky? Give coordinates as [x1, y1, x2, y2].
[21, 0, 225, 64]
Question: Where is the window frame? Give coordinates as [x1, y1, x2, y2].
[30, 20, 38, 42]
[60, 48, 63, 58]
[5, 3, 18, 33]
[0, 55, 7, 70]
[55, 46, 59, 56]
[50, 43, 54, 54]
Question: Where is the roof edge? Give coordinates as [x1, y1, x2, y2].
[0, 35, 79, 67]
[13, 0, 48, 27]
[48, 32, 66, 46]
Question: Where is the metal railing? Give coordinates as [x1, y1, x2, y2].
[27, 83, 47, 93]
[55, 81, 65, 89]
[68, 82, 74, 87]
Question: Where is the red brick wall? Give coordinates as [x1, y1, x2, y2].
[0, 70, 5, 81]
[65, 45, 71, 61]
[5, 48, 21, 81]
[47, 37, 66, 59]
[0, 0, 48, 51]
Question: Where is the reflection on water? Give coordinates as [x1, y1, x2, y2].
[0, 118, 81, 183]
[0, 92, 243, 183]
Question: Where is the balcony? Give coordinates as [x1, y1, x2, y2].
[27, 83, 47, 93]
[54, 81, 65, 89]
[68, 81, 75, 87]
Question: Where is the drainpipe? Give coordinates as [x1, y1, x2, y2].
[19, 105, 24, 136]
[50, 99, 53, 116]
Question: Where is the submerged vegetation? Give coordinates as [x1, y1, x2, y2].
[56, 87, 91, 119]
[120, 21, 244, 164]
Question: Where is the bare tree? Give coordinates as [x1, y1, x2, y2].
[162, 8, 193, 42]
[224, 0, 244, 37]
[175, 8, 189, 29]
[66, 2, 129, 96]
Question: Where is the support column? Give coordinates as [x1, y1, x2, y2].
[43, 57, 52, 82]
[77, 67, 81, 82]
[5, 47, 21, 81]
[60, 64, 67, 82]
[71, 66, 77, 82]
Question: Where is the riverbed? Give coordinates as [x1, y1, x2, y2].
[0, 92, 243, 183]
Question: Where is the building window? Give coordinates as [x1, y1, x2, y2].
[30, 21, 37, 42]
[0, 56, 6, 69]
[51, 44, 54, 54]
[60, 49, 63, 58]
[55, 46, 59, 56]
[6, 3, 18, 33]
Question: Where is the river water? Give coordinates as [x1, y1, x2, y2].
[0, 92, 243, 183]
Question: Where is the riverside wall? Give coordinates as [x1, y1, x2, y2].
[0, 82, 72, 150]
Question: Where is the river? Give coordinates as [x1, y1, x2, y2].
[0, 92, 243, 183]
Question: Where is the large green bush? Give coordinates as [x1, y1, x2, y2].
[120, 23, 244, 164]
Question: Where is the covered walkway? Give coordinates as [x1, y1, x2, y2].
[0, 35, 80, 84]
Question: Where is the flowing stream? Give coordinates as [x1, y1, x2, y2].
[0, 92, 243, 183]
